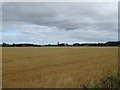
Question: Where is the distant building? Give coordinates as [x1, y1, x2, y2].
[84, 45, 89, 46]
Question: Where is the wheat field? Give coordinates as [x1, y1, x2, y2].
[2, 47, 118, 88]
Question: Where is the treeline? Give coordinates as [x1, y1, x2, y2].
[1, 43, 41, 47]
[1, 41, 120, 47]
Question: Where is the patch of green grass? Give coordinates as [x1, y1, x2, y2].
[80, 73, 120, 89]
[99, 73, 120, 88]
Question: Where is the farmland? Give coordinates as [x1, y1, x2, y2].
[2, 47, 118, 88]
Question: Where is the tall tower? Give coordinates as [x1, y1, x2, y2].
[57, 42, 59, 46]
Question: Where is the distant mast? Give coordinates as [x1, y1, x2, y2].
[57, 42, 59, 46]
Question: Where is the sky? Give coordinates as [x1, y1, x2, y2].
[1, 2, 118, 44]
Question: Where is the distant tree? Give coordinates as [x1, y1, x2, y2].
[2, 43, 7, 47]
[73, 43, 80, 46]
[59, 43, 66, 46]
[66, 43, 68, 46]
[106, 41, 120, 46]
[13, 43, 15, 47]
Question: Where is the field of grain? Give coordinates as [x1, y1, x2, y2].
[2, 47, 118, 88]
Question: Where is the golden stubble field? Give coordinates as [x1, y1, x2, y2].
[2, 47, 118, 88]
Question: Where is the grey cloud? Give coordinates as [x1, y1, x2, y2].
[2, 2, 117, 31]
[2, 27, 117, 44]
[2, 2, 118, 44]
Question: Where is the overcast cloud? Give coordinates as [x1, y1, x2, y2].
[2, 2, 118, 44]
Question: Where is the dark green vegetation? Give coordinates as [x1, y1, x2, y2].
[1, 41, 120, 47]
[81, 73, 120, 89]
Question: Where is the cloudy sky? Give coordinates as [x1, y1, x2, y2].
[2, 2, 118, 44]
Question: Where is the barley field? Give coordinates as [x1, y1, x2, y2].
[2, 47, 118, 88]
